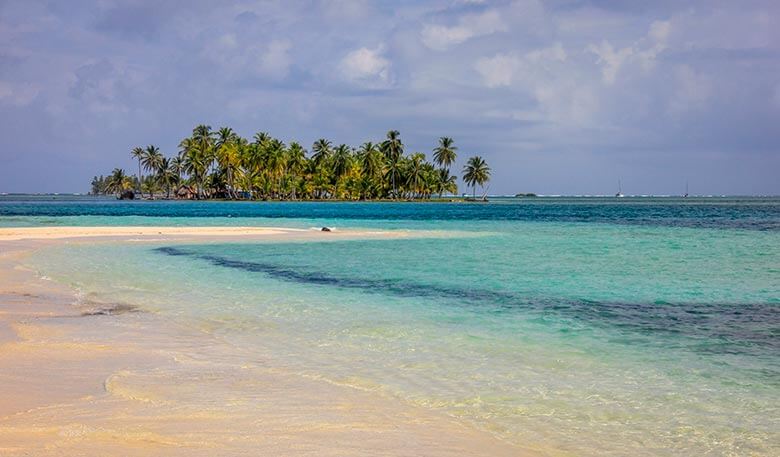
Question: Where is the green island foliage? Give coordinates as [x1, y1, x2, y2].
[92, 126, 490, 201]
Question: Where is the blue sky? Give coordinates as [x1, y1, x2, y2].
[1, 0, 778, 195]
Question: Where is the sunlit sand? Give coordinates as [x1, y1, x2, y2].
[0, 231, 535, 456]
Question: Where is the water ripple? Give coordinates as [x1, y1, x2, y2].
[3, 198, 780, 231]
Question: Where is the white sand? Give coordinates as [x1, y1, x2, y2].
[0, 233, 537, 457]
[0, 226, 303, 241]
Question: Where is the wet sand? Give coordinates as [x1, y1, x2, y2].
[0, 230, 539, 456]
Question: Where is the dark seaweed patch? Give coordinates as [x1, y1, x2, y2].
[155, 246, 780, 361]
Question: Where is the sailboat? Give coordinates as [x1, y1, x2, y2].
[615, 179, 624, 198]
[464, 186, 490, 202]
[683, 181, 689, 198]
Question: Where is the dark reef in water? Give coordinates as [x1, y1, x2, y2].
[155, 246, 780, 364]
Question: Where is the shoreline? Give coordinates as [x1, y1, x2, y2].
[0, 231, 537, 456]
[0, 226, 402, 242]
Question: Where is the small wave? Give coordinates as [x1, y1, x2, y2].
[81, 303, 140, 316]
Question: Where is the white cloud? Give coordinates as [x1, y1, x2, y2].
[588, 20, 672, 84]
[421, 9, 507, 51]
[474, 44, 595, 125]
[474, 43, 602, 127]
[1, 0, 778, 194]
[526, 42, 567, 62]
[637, 20, 671, 70]
[475, 43, 566, 88]
[475, 54, 519, 88]
[340, 46, 391, 87]
[587, 41, 633, 85]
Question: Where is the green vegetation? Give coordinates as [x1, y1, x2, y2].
[92, 125, 491, 200]
[91, 168, 134, 196]
[462, 156, 491, 198]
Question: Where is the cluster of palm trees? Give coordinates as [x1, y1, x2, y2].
[93, 125, 491, 200]
[91, 170, 134, 196]
[129, 145, 179, 198]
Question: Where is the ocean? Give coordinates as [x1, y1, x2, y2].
[2, 196, 778, 455]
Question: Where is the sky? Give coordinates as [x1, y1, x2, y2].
[1, 0, 779, 195]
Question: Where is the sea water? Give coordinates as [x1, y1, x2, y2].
[4, 197, 779, 455]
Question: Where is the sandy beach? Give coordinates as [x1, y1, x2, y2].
[0, 228, 535, 457]
[0, 225, 395, 241]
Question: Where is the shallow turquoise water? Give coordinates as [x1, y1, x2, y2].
[9, 197, 780, 455]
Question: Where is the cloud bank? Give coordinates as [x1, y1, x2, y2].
[0, 0, 778, 195]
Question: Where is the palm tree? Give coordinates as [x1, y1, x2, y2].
[311, 139, 332, 167]
[193, 124, 213, 146]
[433, 137, 457, 171]
[106, 168, 132, 196]
[141, 145, 163, 171]
[140, 145, 163, 198]
[90, 176, 102, 195]
[382, 130, 403, 198]
[266, 139, 287, 198]
[180, 138, 209, 199]
[358, 142, 383, 199]
[242, 140, 267, 185]
[253, 131, 271, 146]
[331, 144, 352, 183]
[286, 142, 307, 200]
[130, 146, 145, 197]
[421, 163, 438, 198]
[193, 124, 215, 175]
[406, 153, 427, 199]
[155, 157, 178, 198]
[462, 156, 491, 199]
[171, 155, 185, 183]
[215, 127, 235, 150]
[215, 129, 241, 199]
[286, 142, 307, 171]
[436, 168, 458, 198]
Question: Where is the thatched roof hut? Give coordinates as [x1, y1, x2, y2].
[176, 185, 197, 200]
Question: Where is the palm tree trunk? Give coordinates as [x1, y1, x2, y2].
[227, 169, 235, 200]
[137, 160, 143, 198]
